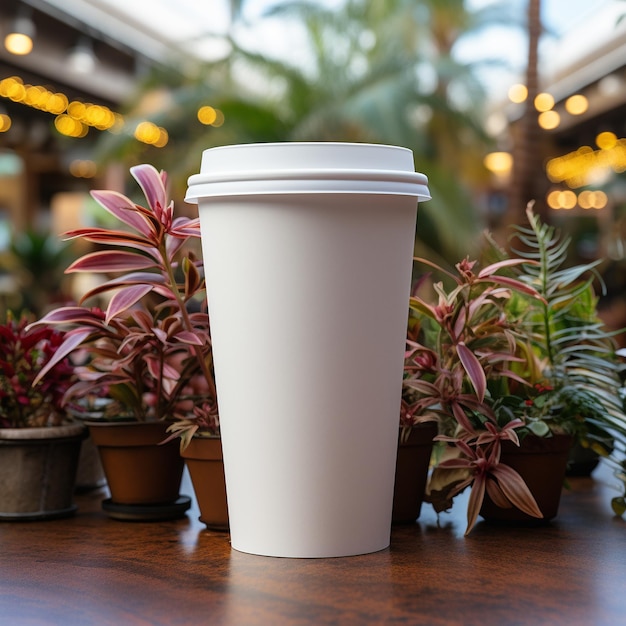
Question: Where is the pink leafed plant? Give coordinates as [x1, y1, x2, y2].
[0, 312, 76, 428]
[402, 255, 545, 534]
[30, 164, 218, 441]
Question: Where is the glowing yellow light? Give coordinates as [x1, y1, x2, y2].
[55, 114, 79, 136]
[596, 131, 617, 150]
[547, 189, 577, 210]
[67, 101, 87, 120]
[562, 190, 577, 209]
[508, 84, 528, 103]
[565, 94, 588, 115]
[212, 109, 225, 127]
[47, 93, 68, 115]
[24, 85, 43, 106]
[4, 33, 33, 55]
[134, 121, 161, 144]
[0, 74, 125, 138]
[197, 106, 217, 125]
[34, 88, 51, 110]
[154, 128, 169, 148]
[483, 151, 513, 175]
[594, 190, 608, 209]
[547, 190, 562, 209]
[534, 92, 555, 112]
[578, 190, 607, 209]
[578, 190, 591, 209]
[6, 81, 26, 102]
[0, 114, 11, 132]
[538, 110, 560, 130]
[85, 105, 105, 126]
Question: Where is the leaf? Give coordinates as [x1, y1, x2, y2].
[451, 400, 476, 434]
[408, 296, 437, 320]
[465, 473, 486, 535]
[174, 331, 205, 346]
[89, 190, 153, 236]
[527, 420, 551, 437]
[131, 164, 167, 213]
[64, 227, 154, 249]
[32, 329, 92, 386]
[105, 284, 153, 323]
[457, 342, 486, 402]
[67, 251, 157, 273]
[31, 306, 105, 326]
[477, 258, 534, 277]
[183, 257, 203, 299]
[487, 275, 545, 300]
[491, 463, 543, 518]
[485, 478, 512, 509]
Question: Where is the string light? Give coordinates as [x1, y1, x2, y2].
[565, 94, 588, 116]
[0, 75, 161, 143]
[547, 138, 626, 188]
[483, 151, 512, 175]
[534, 92, 555, 112]
[197, 105, 225, 127]
[547, 189, 608, 210]
[596, 131, 618, 150]
[538, 110, 560, 130]
[508, 84, 527, 104]
[0, 114, 11, 132]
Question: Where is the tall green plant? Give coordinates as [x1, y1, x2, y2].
[507, 205, 626, 514]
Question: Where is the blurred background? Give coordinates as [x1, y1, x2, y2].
[0, 0, 625, 328]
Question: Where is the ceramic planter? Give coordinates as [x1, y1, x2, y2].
[87, 421, 190, 520]
[480, 434, 574, 524]
[186, 142, 430, 557]
[0, 423, 86, 520]
[392, 422, 438, 524]
[181, 436, 228, 530]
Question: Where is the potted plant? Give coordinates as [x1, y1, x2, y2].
[391, 318, 439, 525]
[165, 411, 226, 530]
[403, 250, 546, 535]
[491, 204, 626, 519]
[407, 205, 626, 534]
[31, 164, 219, 521]
[0, 313, 86, 520]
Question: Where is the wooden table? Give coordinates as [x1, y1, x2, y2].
[1, 463, 624, 625]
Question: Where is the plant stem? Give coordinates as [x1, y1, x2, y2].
[534, 215, 556, 378]
[160, 242, 218, 401]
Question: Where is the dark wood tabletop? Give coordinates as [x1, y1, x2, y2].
[1, 461, 624, 626]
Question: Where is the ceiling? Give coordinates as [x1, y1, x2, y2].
[34, 0, 233, 64]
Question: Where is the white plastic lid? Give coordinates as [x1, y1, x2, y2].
[185, 142, 431, 202]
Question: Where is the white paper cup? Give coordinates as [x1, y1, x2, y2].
[186, 142, 430, 558]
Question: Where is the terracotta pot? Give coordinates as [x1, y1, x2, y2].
[181, 436, 229, 530]
[0, 423, 87, 520]
[480, 434, 574, 524]
[392, 421, 438, 524]
[87, 421, 184, 507]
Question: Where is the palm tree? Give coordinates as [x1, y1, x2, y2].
[508, 0, 542, 222]
[95, 0, 506, 263]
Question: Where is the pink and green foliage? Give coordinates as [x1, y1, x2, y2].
[402, 256, 544, 534]
[31, 164, 218, 434]
[0, 313, 76, 428]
